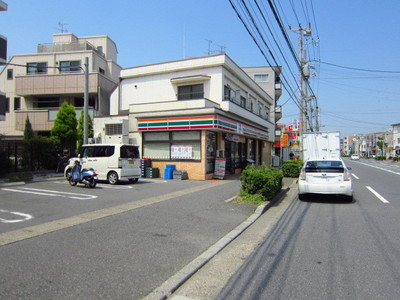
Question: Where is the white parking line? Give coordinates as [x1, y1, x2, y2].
[54, 180, 135, 189]
[352, 173, 359, 179]
[0, 210, 33, 223]
[366, 186, 390, 204]
[2, 187, 97, 200]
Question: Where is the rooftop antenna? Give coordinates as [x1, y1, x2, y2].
[57, 22, 68, 33]
[215, 43, 226, 54]
[206, 39, 213, 55]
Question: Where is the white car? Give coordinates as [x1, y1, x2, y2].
[351, 154, 360, 160]
[298, 158, 353, 202]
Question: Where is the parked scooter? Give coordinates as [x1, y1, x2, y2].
[67, 160, 98, 188]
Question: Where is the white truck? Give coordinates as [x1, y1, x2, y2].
[301, 131, 341, 161]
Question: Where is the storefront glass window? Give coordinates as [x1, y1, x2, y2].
[172, 131, 200, 140]
[143, 143, 170, 159]
[143, 131, 201, 161]
[144, 132, 169, 141]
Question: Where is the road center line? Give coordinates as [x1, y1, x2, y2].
[366, 186, 390, 204]
[0, 180, 229, 247]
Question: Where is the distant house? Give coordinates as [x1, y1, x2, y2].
[0, 33, 121, 140]
[94, 54, 282, 180]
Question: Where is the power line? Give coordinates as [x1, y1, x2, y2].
[318, 60, 400, 73]
[228, 0, 305, 114]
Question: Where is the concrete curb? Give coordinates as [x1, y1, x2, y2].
[0, 174, 63, 187]
[143, 182, 293, 300]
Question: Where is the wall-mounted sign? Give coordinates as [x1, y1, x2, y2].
[171, 145, 192, 159]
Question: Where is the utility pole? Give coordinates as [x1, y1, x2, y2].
[292, 26, 313, 161]
[292, 26, 312, 136]
[83, 57, 89, 145]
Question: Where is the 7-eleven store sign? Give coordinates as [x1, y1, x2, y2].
[138, 115, 269, 140]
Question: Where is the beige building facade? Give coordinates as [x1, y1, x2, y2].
[0, 33, 121, 140]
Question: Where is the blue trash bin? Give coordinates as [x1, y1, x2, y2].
[164, 165, 176, 179]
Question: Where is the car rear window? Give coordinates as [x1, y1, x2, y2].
[120, 145, 140, 159]
[305, 160, 345, 173]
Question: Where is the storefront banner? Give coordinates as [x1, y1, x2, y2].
[225, 134, 240, 142]
[171, 145, 192, 159]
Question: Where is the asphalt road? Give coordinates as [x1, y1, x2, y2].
[216, 158, 400, 300]
[0, 176, 255, 299]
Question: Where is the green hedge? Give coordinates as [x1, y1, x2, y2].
[375, 156, 386, 161]
[282, 159, 303, 178]
[240, 165, 283, 200]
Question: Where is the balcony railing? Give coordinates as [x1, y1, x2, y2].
[15, 73, 99, 96]
[37, 41, 104, 57]
[222, 96, 270, 122]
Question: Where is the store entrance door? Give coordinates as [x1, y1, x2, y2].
[225, 141, 233, 175]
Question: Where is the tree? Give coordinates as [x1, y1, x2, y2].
[51, 102, 78, 154]
[77, 110, 93, 151]
[377, 136, 388, 156]
[24, 116, 34, 141]
[23, 116, 35, 170]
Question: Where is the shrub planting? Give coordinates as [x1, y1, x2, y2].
[282, 159, 303, 178]
[375, 156, 386, 161]
[240, 165, 283, 201]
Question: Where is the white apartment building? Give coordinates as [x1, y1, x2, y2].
[391, 123, 400, 156]
[94, 54, 282, 180]
[0, 33, 121, 139]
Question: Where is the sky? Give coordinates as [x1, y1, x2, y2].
[1, 0, 400, 137]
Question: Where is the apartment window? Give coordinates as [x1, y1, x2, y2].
[240, 96, 246, 108]
[0, 95, 7, 118]
[7, 69, 13, 80]
[35, 97, 59, 108]
[254, 74, 268, 82]
[60, 60, 81, 73]
[224, 85, 231, 100]
[74, 96, 96, 108]
[27, 62, 48, 74]
[178, 84, 204, 100]
[14, 97, 20, 110]
[143, 131, 201, 160]
[99, 67, 105, 75]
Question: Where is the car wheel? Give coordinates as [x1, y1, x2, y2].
[344, 195, 353, 203]
[107, 171, 119, 185]
[298, 194, 307, 201]
[129, 178, 139, 184]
